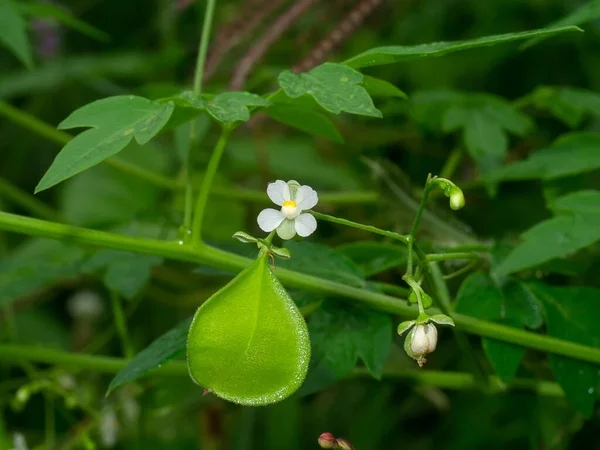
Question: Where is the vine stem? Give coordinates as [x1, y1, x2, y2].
[184, 0, 218, 229]
[0, 343, 564, 396]
[0, 176, 63, 221]
[309, 211, 409, 243]
[191, 128, 232, 244]
[426, 252, 479, 262]
[110, 291, 134, 359]
[1, 211, 600, 365]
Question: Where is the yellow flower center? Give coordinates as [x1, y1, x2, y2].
[281, 200, 299, 219]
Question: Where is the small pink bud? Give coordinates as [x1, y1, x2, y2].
[336, 438, 355, 450]
[318, 432, 338, 448]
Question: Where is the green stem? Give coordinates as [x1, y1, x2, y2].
[0, 176, 63, 221]
[351, 367, 563, 397]
[185, 0, 217, 227]
[2, 211, 600, 365]
[409, 174, 433, 240]
[428, 262, 489, 387]
[443, 259, 480, 280]
[110, 291, 134, 359]
[371, 282, 410, 298]
[191, 128, 231, 244]
[310, 211, 409, 243]
[0, 343, 565, 397]
[403, 275, 424, 314]
[426, 252, 479, 262]
[192, 0, 217, 97]
[438, 147, 464, 180]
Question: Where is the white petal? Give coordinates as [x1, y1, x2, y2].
[295, 185, 318, 211]
[257, 208, 285, 232]
[276, 219, 296, 240]
[294, 213, 317, 237]
[267, 180, 290, 206]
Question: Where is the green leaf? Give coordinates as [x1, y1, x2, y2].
[299, 300, 392, 395]
[36, 96, 174, 193]
[108, 317, 192, 394]
[522, 2, 600, 49]
[551, 190, 600, 215]
[442, 94, 533, 173]
[488, 133, 600, 182]
[0, 239, 87, 306]
[187, 257, 310, 405]
[455, 273, 542, 381]
[277, 241, 365, 287]
[528, 284, 600, 416]
[84, 250, 162, 300]
[362, 75, 407, 99]
[207, 91, 270, 124]
[278, 63, 382, 118]
[527, 86, 600, 128]
[495, 190, 600, 276]
[344, 26, 582, 69]
[0, 0, 33, 67]
[20, 2, 110, 42]
[265, 103, 343, 143]
[336, 241, 407, 277]
[59, 141, 167, 226]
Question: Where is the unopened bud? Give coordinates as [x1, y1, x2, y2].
[449, 187, 465, 210]
[318, 432, 338, 448]
[409, 323, 438, 366]
[337, 438, 355, 450]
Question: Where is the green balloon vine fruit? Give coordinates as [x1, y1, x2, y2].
[187, 255, 311, 405]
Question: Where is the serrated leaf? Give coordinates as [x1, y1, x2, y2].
[0, 0, 33, 67]
[207, 91, 270, 124]
[108, 317, 192, 394]
[278, 63, 382, 118]
[36, 96, 174, 193]
[265, 103, 343, 143]
[362, 75, 407, 99]
[20, 2, 110, 42]
[84, 250, 162, 300]
[336, 241, 407, 277]
[488, 133, 600, 182]
[187, 257, 310, 405]
[442, 94, 533, 173]
[299, 300, 392, 395]
[495, 191, 600, 276]
[277, 241, 365, 287]
[344, 26, 582, 69]
[527, 86, 600, 128]
[528, 284, 600, 416]
[455, 273, 542, 381]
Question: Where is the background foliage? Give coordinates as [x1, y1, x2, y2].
[1, 0, 600, 449]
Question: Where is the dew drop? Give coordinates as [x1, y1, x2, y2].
[588, 387, 594, 394]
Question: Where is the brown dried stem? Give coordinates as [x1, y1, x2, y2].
[293, 0, 384, 73]
[229, 0, 318, 90]
[205, 0, 285, 81]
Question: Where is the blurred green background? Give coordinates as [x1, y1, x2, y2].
[1, 0, 600, 449]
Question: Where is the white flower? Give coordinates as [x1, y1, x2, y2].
[257, 180, 318, 240]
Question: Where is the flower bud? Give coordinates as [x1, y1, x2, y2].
[410, 323, 438, 357]
[336, 438, 355, 450]
[449, 187, 465, 210]
[318, 432, 338, 448]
